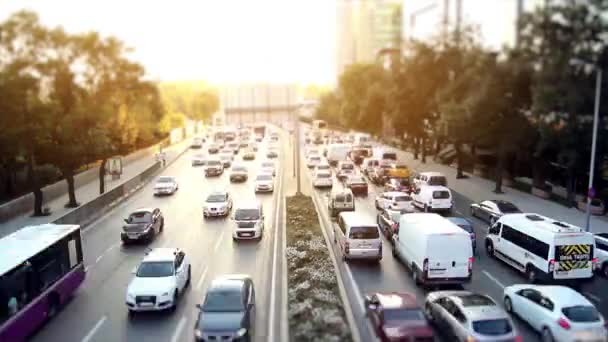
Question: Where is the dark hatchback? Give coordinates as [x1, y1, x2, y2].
[346, 175, 368, 196]
[194, 275, 255, 342]
[121, 208, 164, 244]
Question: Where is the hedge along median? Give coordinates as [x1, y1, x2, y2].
[286, 194, 352, 342]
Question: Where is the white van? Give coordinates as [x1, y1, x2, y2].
[392, 213, 473, 286]
[485, 213, 596, 283]
[355, 133, 372, 147]
[372, 148, 397, 162]
[333, 212, 382, 262]
[413, 171, 448, 188]
[411, 185, 453, 213]
[326, 143, 351, 166]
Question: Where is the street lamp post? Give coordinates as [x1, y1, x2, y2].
[571, 58, 603, 232]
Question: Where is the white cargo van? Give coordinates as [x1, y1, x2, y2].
[326, 143, 351, 167]
[392, 213, 473, 286]
[412, 185, 453, 213]
[333, 212, 382, 262]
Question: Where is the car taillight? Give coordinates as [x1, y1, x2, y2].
[392, 202, 398, 207]
[465, 336, 477, 342]
[557, 317, 571, 330]
[592, 258, 600, 270]
[345, 241, 350, 254]
[548, 259, 556, 272]
[514, 336, 523, 342]
[468, 257, 474, 273]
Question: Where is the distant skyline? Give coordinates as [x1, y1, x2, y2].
[0, 0, 336, 84]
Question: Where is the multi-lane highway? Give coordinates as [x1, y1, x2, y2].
[29, 136, 288, 342]
[299, 134, 607, 342]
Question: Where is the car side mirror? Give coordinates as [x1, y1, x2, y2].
[364, 295, 372, 306]
[196, 304, 202, 310]
[124, 218, 130, 224]
[131, 267, 137, 274]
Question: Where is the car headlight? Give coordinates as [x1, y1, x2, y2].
[127, 293, 135, 300]
[194, 329, 203, 338]
[236, 328, 247, 337]
[161, 292, 169, 297]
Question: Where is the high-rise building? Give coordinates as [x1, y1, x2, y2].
[335, 0, 403, 78]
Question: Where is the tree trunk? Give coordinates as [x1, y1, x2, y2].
[99, 158, 107, 194]
[421, 137, 427, 163]
[64, 169, 79, 208]
[434, 137, 442, 157]
[494, 143, 506, 193]
[532, 159, 545, 189]
[455, 142, 465, 179]
[413, 137, 419, 160]
[27, 155, 44, 216]
[565, 166, 575, 207]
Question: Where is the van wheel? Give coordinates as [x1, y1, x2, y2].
[47, 293, 60, 318]
[490, 216, 497, 225]
[412, 267, 421, 286]
[424, 303, 434, 322]
[526, 265, 538, 284]
[485, 241, 494, 257]
[424, 205, 429, 213]
[541, 327, 555, 342]
[602, 263, 608, 277]
[504, 296, 513, 313]
[391, 244, 398, 258]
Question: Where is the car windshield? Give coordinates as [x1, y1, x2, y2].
[428, 176, 447, 186]
[562, 306, 601, 322]
[395, 195, 411, 202]
[496, 202, 520, 213]
[472, 319, 513, 335]
[136, 261, 174, 278]
[383, 308, 425, 323]
[194, 154, 204, 158]
[203, 290, 244, 312]
[257, 174, 272, 181]
[262, 162, 274, 167]
[432, 191, 450, 199]
[310, 157, 320, 161]
[341, 164, 354, 170]
[349, 226, 379, 239]
[318, 165, 330, 170]
[349, 176, 365, 183]
[220, 155, 231, 160]
[317, 173, 331, 179]
[232, 167, 247, 172]
[207, 194, 227, 202]
[208, 160, 221, 166]
[129, 212, 152, 223]
[235, 209, 260, 220]
[158, 177, 173, 183]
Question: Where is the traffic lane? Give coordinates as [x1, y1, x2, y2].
[29, 148, 217, 342]
[308, 163, 540, 342]
[31, 148, 279, 342]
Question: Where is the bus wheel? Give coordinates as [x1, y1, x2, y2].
[47, 293, 60, 318]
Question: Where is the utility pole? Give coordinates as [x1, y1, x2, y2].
[515, 0, 524, 48]
[251, 85, 256, 124]
[266, 83, 271, 124]
[586, 68, 602, 232]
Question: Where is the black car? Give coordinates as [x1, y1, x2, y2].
[446, 217, 477, 254]
[194, 275, 255, 342]
[470, 200, 521, 224]
[377, 209, 404, 241]
[121, 208, 164, 244]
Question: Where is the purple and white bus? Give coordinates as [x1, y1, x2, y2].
[0, 224, 85, 341]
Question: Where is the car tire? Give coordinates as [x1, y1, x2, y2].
[424, 303, 434, 322]
[484, 239, 494, 256]
[490, 216, 497, 225]
[470, 206, 476, 217]
[526, 265, 538, 284]
[601, 262, 608, 277]
[186, 266, 192, 287]
[504, 296, 513, 313]
[391, 244, 398, 258]
[128, 309, 135, 318]
[160, 219, 164, 232]
[541, 327, 555, 342]
[412, 267, 422, 286]
[424, 205, 429, 213]
[170, 291, 178, 312]
[47, 293, 60, 319]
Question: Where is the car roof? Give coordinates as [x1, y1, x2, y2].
[420, 172, 445, 177]
[209, 274, 250, 291]
[487, 200, 515, 205]
[143, 248, 179, 262]
[375, 292, 418, 309]
[447, 293, 506, 321]
[132, 208, 154, 214]
[339, 211, 376, 226]
[208, 191, 228, 197]
[420, 185, 450, 191]
[236, 201, 261, 210]
[158, 176, 175, 180]
[383, 191, 409, 197]
[531, 285, 592, 307]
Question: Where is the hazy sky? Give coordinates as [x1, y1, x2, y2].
[0, 0, 336, 84]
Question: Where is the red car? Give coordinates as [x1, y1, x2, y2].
[346, 175, 368, 196]
[365, 292, 434, 342]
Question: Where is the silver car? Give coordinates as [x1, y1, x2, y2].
[424, 291, 519, 342]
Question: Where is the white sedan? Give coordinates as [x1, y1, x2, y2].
[255, 173, 274, 193]
[312, 170, 333, 188]
[503, 284, 607, 342]
[307, 155, 322, 168]
[126, 248, 191, 314]
[260, 161, 276, 176]
[374, 191, 414, 212]
[153, 176, 178, 196]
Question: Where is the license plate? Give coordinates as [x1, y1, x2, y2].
[139, 302, 153, 307]
[128, 233, 139, 238]
[242, 232, 252, 237]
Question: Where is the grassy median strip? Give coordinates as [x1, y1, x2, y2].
[286, 194, 352, 342]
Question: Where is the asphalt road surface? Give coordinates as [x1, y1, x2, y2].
[29, 136, 287, 342]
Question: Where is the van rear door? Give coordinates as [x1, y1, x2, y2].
[553, 235, 594, 279]
[348, 226, 382, 257]
[426, 234, 471, 279]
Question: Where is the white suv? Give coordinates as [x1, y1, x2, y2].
[126, 248, 191, 314]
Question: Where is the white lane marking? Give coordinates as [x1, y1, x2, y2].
[281, 189, 289, 342]
[267, 140, 285, 342]
[196, 267, 208, 290]
[170, 316, 187, 342]
[483, 270, 505, 288]
[584, 292, 601, 303]
[81, 315, 107, 342]
[95, 255, 103, 263]
[344, 263, 365, 312]
[213, 230, 225, 252]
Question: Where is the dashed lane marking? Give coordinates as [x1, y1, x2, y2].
[81, 315, 107, 342]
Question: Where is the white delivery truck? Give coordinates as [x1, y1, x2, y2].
[326, 143, 351, 167]
[392, 213, 473, 287]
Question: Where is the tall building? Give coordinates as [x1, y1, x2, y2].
[336, 0, 403, 78]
